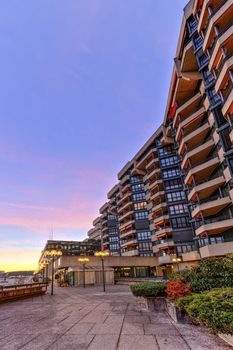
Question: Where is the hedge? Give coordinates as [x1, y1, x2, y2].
[130, 282, 167, 298]
[172, 255, 233, 293]
[175, 288, 233, 335]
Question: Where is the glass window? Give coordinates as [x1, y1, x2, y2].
[160, 156, 177, 168]
[164, 178, 182, 190]
[135, 211, 148, 220]
[134, 201, 147, 211]
[171, 217, 190, 228]
[138, 242, 152, 251]
[132, 184, 144, 192]
[132, 193, 146, 201]
[169, 204, 188, 215]
[137, 231, 151, 241]
[167, 191, 186, 203]
[162, 168, 180, 179]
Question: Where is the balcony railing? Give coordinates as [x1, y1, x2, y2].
[194, 213, 231, 229]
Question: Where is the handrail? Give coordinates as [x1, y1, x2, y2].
[0, 282, 48, 292]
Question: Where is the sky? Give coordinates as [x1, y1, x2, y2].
[0, 0, 187, 271]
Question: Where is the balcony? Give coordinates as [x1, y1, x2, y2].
[118, 200, 133, 214]
[191, 196, 231, 218]
[197, 0, 227, 33]
[135, 147, 157, 171]
[182, 251, 201, 262]
[119, 174, 130, 186]
[152, 227, 173, 240]
[200, 241, 233, 258]
[184, 156, 219, 185]
[151, 202, 167, 215]
[222, 82, 233, 117]
[153, 214, 170, 226]
[202, 1, 233, 52]
[118, 191, 131, 206]
[196, 217, 233, 236]
[149, 178, 163, 192]
[176, 106, 205, 142]
[119, 229, 136, 239]
[209, 22, 233, 71]
[153, 239, 174, 254]
[181, 139, 214, 170]
[150, 191, 166, 205]
[119, 210, 134, 223]
[144, 168, 161, 182]
[173, 92, 202, 128]
[122, 249, 139, 257]
[158, 255, 177, 265]
[121, 239, 138, 249]
[119, 219, 135, 231]
[173, 77, 201, 113]
[215, 54, 233, 93]
[188, 175, 225, 201]
[145, 157, 159, 170]
[178, 122, 210, 156]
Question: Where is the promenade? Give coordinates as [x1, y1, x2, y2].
[0, 285, 231, 350]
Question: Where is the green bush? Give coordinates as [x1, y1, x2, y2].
[175, 288, 233, 335]
[130, 282, 167, 298]
[172, 255, 233, 293]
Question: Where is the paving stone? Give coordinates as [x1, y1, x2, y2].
[66, 322, 95, 335]
[89, 321, 122, 335]
[48, 334, 94, 350]
[121, 322, 144, 335]
[124, 315, 150, 323]
[144, 323, 180, 336]
[118, 335, 159, 350]
[156, 335, 190, 350]
[184, 334, 233, 350]
[87, 334, 119, 350]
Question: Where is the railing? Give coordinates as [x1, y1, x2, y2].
[215, 53, 233, 80]
[188, 171, 223, 190]
[222, 80, 233, 102]
[0, 283, 48, 303]
[207, 20, 233, 57]
[202, 0, 229, 38]
[194, 213, 231, 228]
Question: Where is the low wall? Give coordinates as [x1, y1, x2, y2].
[0, 283, 47, 303]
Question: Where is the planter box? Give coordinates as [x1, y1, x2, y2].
[137, 297, 166, 312]
[218, 333, 233, 347]
[166, 300, 192, 324]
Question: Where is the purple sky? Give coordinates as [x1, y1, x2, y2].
[0, 0, 187, 271]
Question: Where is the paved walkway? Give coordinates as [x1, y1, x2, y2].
[0, 285, 231, 350]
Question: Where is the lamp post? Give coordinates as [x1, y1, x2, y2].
[172, 257, 182, 272]
[94, 251, 109, 292]
[78, 257, 89, 288]
[45, 250, 62, 296]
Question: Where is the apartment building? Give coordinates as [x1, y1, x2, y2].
[117, 161, 153, 257]
[87, 217, 102, 241]
[99, 201, 120, 256]
[86, 0, 233, 271]
[164, 0, 233, 260]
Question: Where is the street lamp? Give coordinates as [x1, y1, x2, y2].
[78, 257, 89, 288]
[172, 257, 182, 272]
[94, 251, 109, 292]
[45, 250, 62, 295]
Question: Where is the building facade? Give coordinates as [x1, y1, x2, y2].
[86, 0, 233, 273]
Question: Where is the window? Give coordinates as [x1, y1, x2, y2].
[109, 228, 118, 235]
[160, 156, 177, 168]
[193, 34, 203, 50]
[132, 183, 144, 192]
[109, 243, 119, 250]
[131, 176, 141, 184]
[109, 236, 119, 242]
[202, 69, 215, 87]
[208, 88, 221, 105]
[167, 191, 186, 203]
[138, 242, 152, 251]
[137, 231, 151, 241]
[135, 211, 148, 220]
[196, 49, 209, 68]
[169, 204, 188, 215]
[171, 217, 190, 229]
[158, 146, 174, 157]
[162, 168, 180, 179]
[132, 193, 146, 201]
[134, 201, 147, 211]
[187, 17, 197, 35]
[164, 178, 182, 190]
[108, 215, 117, 221]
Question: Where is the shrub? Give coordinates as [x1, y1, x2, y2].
[166, 279, 192, 300]
[175, 288, 233, 335]
[172, 255, 233, 293]
[130, 282, 167, 298]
